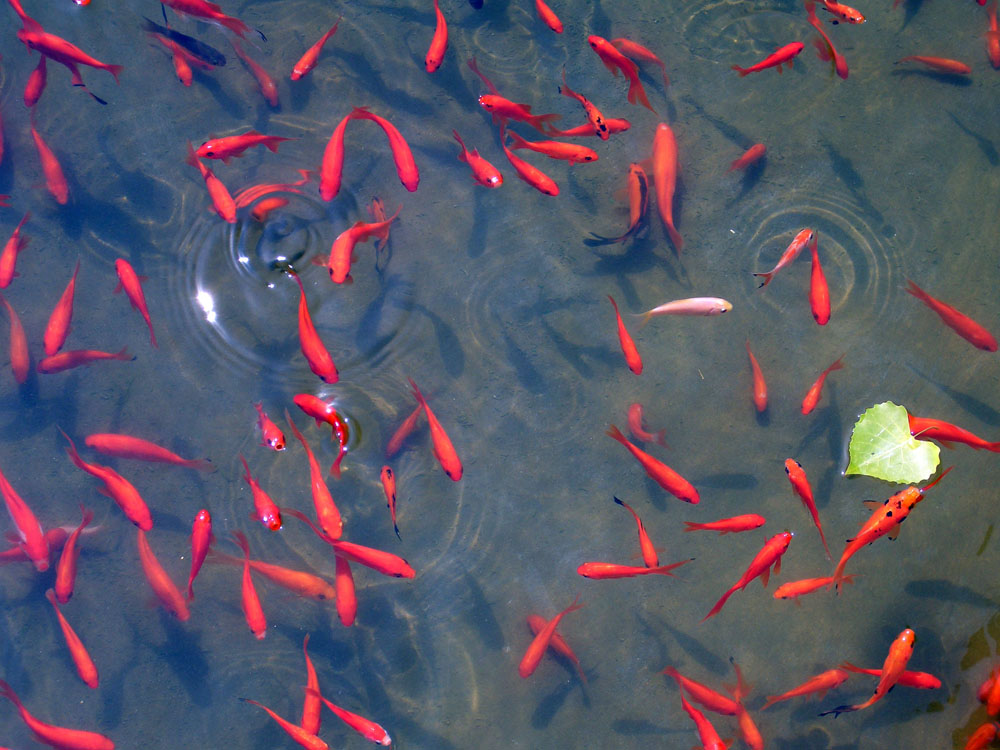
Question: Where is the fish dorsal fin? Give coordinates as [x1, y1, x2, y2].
[862, 500, 881, 510]
[888, 525, 901, 541]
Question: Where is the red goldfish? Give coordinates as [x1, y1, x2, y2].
[0, 466, 49, 571]
[801, 355, 844, 414]
[683, 514, 766, 535]
[45, 589, 98, 689]
[587, 35, 654, 111]
[425, 0, 448, 72]
[84, 434, 213, 471]
[905, 279, 997, 351]
[231, 41, 278, 106]
[43, 260, 80, 356]
[506, 130, 598, 165]
[186, 142, 235, 222]
[908, 413, 1000, 451]
[498, 125, 559, 196]
[559, 69, 611, 140]
[652, 122, 683, 252]
[547, 118, 630, 138]
[606, 425, 698, 503]
[753, 228, 814, 287]
[729, 143, 766, 172]
[381, 465, 400, 538]
[137, 529, 189, 620]
[241, 698, 328, 750]
[208, 550, 336, 601]
[16, 22, 123, 85]
[239, 453, 282, 531]
[0, 292, 29, 383]
[113, 259, 157, 347]
[678, 693, 727, 749]
[820, 628, 917, 715]
[286, 411, 343, 539]
[535, 0, 562, 32]
[611, 37, 670, 86]
[614, 496, 658, 567]
[306, 688, 392, 746]
[292, 18, 341, 80]
[784, 459, 831, 558]
[608, 295, 642, 375]
[61, 430, 152, 530]
[30, 117, 69, 205]
[53, 505, 92, 603]
[350, 107, 419, 191]
[185, 509, 212, 600]
[196, 131, 294, 163]
[627, 402, 666, 445]
[319, 112, 352, 201]
[839, 662, 941, 690]
[301, 635, 321, 735]
[289, 271, 339, 383]
[526, 614, 585, 682]
[387, 403, 423, 457]
[761, 668, 850, 709]
[773, 575, 854, 601]
[809, 233, 830, 324]
[519, 594, 584, 677]
[587, 163, 648, 244]
[702, 531, 792, 621]
[745, 340, 767, 413]
[478, 95, 561, 133]
[39, 348, 133, 373]
[334, 555, 356, 626]
[409, 377, 463, 480]
[232, 531, 267, 639]
[0, 678, 114, 750]
[161, 0, 249, 36]
[896, 56, 971, 74]
[453, 130, 503, 187]
[806, 0, 849, 79]
[0, 211, 30, 288]
[321, 206, 400, 284]
[577, 559, 692, 579]
[733, 42, 805, 76]
[988, 1, 1000, 69]
[818, 0, 865, 23]
[254, 402, 286, 450]
[24, 55, 47, 107]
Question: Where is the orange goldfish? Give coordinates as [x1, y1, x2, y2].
[801, 355, 844, 414]
[733, 42, 805, 76]
[452, 130, 503, 187]
[702, 531, 792, 621]
[137, 528, 189, 620]
[519, 594, 583, 677]
[608, 295, 642, 375]
[905, 279, 997, 351]
[606, 425, 699, 503]
[820, 628, 917, 715]
[291, 18, 341, 80]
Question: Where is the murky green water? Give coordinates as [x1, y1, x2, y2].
[0, 0, 998, 748]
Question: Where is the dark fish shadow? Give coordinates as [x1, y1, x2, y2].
[905, 363, 1000, 426]
[459, 571, 505, 651]
[819, 139, 892, 236]
[947, 111, 1000, 166]
[755, 406, 771, 427]
[500, 327, 546, 394]
[530, 677, 585, 728]
[905, 579, 997, 609]
[656, 618, 730, 676]
[358, 274, 417, 364]
[898, 0, 928, 28]
[408, 302, 465, 378]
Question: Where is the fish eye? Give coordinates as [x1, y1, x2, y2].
[206, 151, 214, 157]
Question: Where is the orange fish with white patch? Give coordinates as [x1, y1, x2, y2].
[291, 18, 341, 80]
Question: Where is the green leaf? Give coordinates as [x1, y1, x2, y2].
[845, 402, 940, 483]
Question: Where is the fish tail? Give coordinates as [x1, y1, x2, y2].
[506, 130, 529, 150]
[904, 279, 930, 304]
[106, 64, 124, 84]
[732, 65, 750, 77]
[452, 130, 467, 161]
[682, 522, 702, 532]
[219, 16, 250, 37]
[701, 587, 736, 622]
[753, 271, 774, 288]
[635, 312, 653, 330]
[665, 222, 683, 254]
[651, 558, 694, 576]
[819, 704, 856, 718]
[532, 112, 562, 134]
[628, 77, 656, 113]
[605, 424, 628, 446]
[654, 429, 668, 447]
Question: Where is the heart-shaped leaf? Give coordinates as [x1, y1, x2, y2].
[846, 402, 940, 483]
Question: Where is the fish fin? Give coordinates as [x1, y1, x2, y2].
[761, 568, 770, 587]
[862, 500, 880, 510]
[773, 555, 782, 577]
[888, 526, 901, 541]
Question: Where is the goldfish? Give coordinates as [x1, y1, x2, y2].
[452, 129, 503, 187]
[0, 526, 70, 565]
[381, 465, 400, 538]
[896, 56, 971, 74]
[753, 228, 814, 288]
[24, 55, 47, 106]
[606, 425, 699, 503]
[547, 118, 631, 138]
[627, 402, 666, 446]
[16, 22, 123, 86]
[254, 402, 286, 450]
[678, 693, 728, 749]
[409, 377, 463, 481]
[478, 95, 561, 133]
[498, 125, 559, 196]
[988, 1, 1000, 69]
[745, 340, 768, 413]
[761, 668, 850, 709]
[231, 531, 267, 639]
[153, 36, 194, 85]
[839, 662, 941, 690]
[586, 163, 648, 245]
[113, 259, 157, 347]
[808, 233, 831, 324]
[196, 131, 294, 164]
[611, 37, 670, 86]
[0, 211, 30, 288]
[288, 271, 339, 383]
[367, 196, 393, 254]
[251, 197, 288, 222]
[559, 69, 611, 140]
[637, 297, 732, 325]
[319, 112, 352, 201]
[908, 413, 1000, 451]
[231, 40, 278, 106]
[652, 122, 683, 252]
[832, 468, 951, 588]
[0, 466, 49, 571]
[185, 509, 212, 600]
[306, 688, 392, 746]
[519, 594, 584, 678]
[608, 295, 642, 375]
[45, 589, 98, 689]
[535, 0, 562, 32]
[386, 403, 423, 457]
[292, 395, 349, 477]
[286, 411, 343, 539]
[350, 107, 419, 191]
[0, 678, 114, 750]
[54, 505, 92, 603]
[161, 0, 249, 36]
[773, 575, 854, 601]
[320, 206, 401, 284]
[185, 142, 236, 222]
[30, 117, 69, 205]
[683, 514, 766, 535]
[806, 1, 849, 79]
[905, 279, 997, 351]
[702, 531, 792, 621]
[526, 613, 585, 682]
[301, 635, 322, 734]
[820, 628, 917, 716]
[140, 16, 226, 67]
[614, 496, 658, 567]
[587, 35, 655, 111]
[966, 722, 1000, 750]
[239, 453, 282, 531]
[577, 559, 693, 579]
[800, 355, 844, 414]
[818, 0, 865, 23]
[61, 429, 153, 530]
[506, 130, 598, 165]
[241, 698, 328, 750]
[234, 169, 312, 209]
[84, 434, 213, 471]
[733, 42, 805, 76]
[729, 660, 764, 750]
[137, 528, 189, 620]
[425, 0, 447, 73]
[334, 555, 357, 626]
[208, 550, 336, 601]
[0, 292, 29, 384]
[292, 18, 341, 80]
[39, 347, 133, 373]
[729, 143, 766, 172]
[784, 459, 831, 558]
[43, 260, 80, 356]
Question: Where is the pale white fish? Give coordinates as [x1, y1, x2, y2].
[635, 297, 733, 326]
